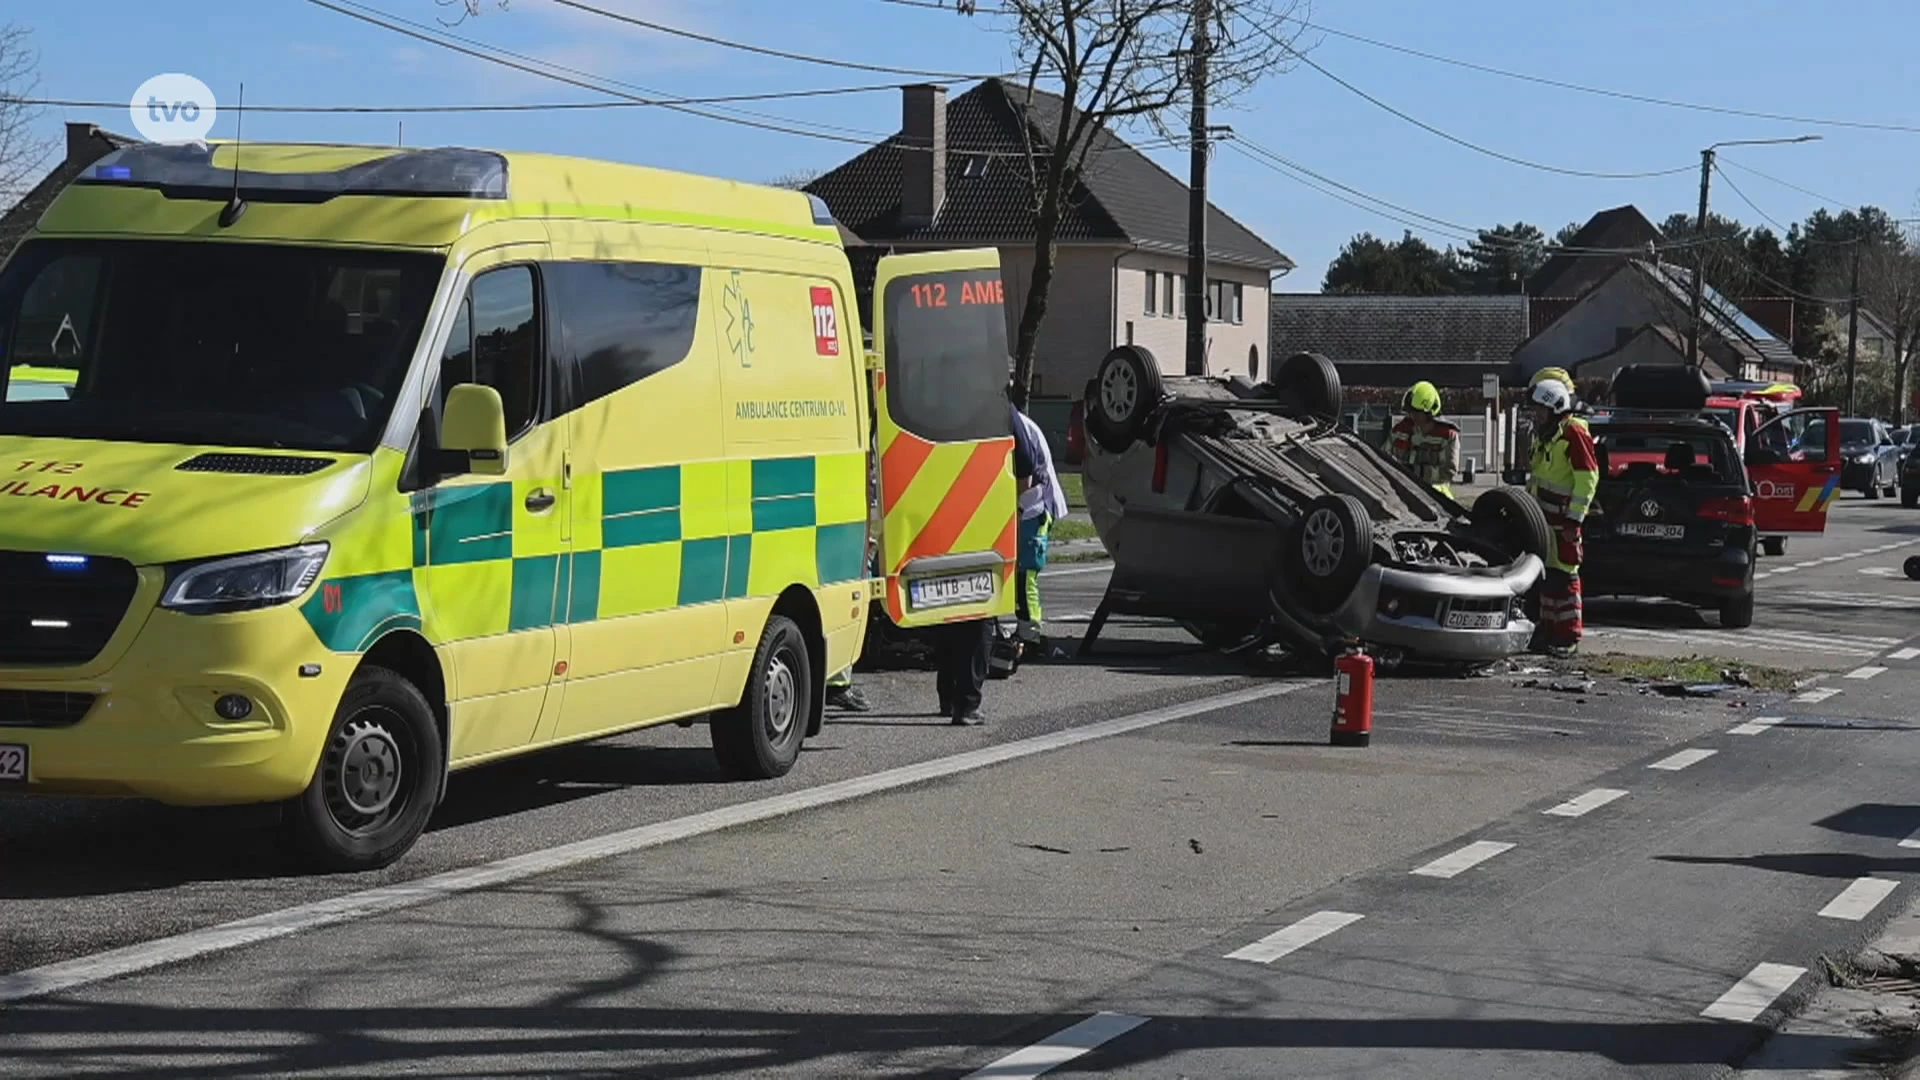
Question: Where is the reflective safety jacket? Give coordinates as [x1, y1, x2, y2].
[1528, 414, 1599, 524]
[1386, 414, 1460, 495]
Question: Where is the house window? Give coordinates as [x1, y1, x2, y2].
[1162, 273, 1175, 317]
[1176, 274, 1187, 318]
[1125, 320, 1134, 345]
[1144, 271, 1157, 316]
[1229, 282, 1244, 324]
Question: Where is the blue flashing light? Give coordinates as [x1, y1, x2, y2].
[45, 553, 90, 571]
[94, 165, 132, 180]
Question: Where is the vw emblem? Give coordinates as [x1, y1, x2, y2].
[1639, 499, 1662, 518]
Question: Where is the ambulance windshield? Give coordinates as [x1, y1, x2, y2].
[882, 269, 1012, 444]
[0, 239, 440, 453]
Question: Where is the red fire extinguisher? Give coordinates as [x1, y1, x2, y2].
[1331, 648, 1374, 747]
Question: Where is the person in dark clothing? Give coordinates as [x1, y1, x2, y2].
[935, 618, 995, 724]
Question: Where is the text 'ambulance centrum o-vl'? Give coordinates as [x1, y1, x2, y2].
[0, 141, 1017, 870]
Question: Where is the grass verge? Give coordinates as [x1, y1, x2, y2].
[1571, 652, 1804, 691]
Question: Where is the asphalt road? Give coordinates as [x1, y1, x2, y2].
[3, 498, 1919, 1077]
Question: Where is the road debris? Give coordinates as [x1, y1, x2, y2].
[1188, 838, 1204, 854]
[1020, 843, 1071, 855]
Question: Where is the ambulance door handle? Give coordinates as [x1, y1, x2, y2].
[525, 489, 557, 514]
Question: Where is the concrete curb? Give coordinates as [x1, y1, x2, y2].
[1733, 898, 1920, 1078]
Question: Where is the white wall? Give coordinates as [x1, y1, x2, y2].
[1112, 250, 1272, 383]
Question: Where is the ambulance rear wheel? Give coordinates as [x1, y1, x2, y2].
[712, 615, 811, 780]
[285, 665, 445, 873]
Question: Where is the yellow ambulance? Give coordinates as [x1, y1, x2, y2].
[0, 141, 1017, 870]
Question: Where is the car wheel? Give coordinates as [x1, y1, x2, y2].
[1284, 494, 1374, 614]
[284, 665, 445, 873]
[711, 615, 811, 780]
[1088, 345, 1163, 453]
[1265, 351, 1344, 422]
[1469, 485, 1552, 561]
[1760, 536, 1786, 557]
[1720, 591, 1755, 629]
[1907, 555, 1920, 581]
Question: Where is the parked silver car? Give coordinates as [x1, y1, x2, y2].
[1069, 346, 1549, 666]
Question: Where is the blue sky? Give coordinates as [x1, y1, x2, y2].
[17, 0, 1920, 291]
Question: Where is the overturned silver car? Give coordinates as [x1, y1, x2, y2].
[1068, 346, 1549, 666]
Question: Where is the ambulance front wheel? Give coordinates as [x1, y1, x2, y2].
[712, 615, 811, 780]
[285, 665, 446, 873]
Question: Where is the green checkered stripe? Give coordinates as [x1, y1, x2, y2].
[300, 453, 868, 653]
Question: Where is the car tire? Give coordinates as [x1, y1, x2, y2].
[1266, 351, 1344, 422]
[1906, 555, 1920, 580]
[1088, 345, 1163, 453]
[1284, 494, 1374, 614]
[711, 615, 811, 780]
[284, 665, 445, 873]
[1469, 485, 1553, 561]
[1720, 591, 1755, 629]
[1866, 481, 1881, 500]
[1760, 536, 1786, 557]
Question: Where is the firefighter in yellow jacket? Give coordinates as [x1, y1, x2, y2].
[1386, 380, 1460, 498]
[1525, 377, 1600, 657]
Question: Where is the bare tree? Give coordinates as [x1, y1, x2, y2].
[0, 24, 52, 211]
[959, 0, 1308, 407]
[1857, 229, 1920, 424]
[768, 168, 823, 191]
[435, 0, 507, 26]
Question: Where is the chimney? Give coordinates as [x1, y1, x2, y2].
[901, 84, 947, 227]
[65, 122, 102, 164]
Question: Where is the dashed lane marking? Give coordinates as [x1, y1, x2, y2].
[1845, 666, 1888, 680]
[1649, 748, 1718, 771]
[1756, 537, 1920, 581]
[1897, 824, 1920, 850]
[1890, 647, 1920, 661]
[1038, 564, 1112, 579]
[962, 1012, 1148, 1080]
[1225, 911, 1365, 964]
[0, 680, 1315, 1006]
[1410, 840, 1516, 879]
[1818, 877, 1899, 921]
[1702, 963, 1807, 1024]
[1729, 716, 1785, 736]
[1544, 788, 1629, 818]
[1795, 688, 1842, 705]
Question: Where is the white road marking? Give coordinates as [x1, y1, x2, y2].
[1898, 824, 1920, 850]
[1702, 963, 1806, 1023]
[1225, 911, 1365, 964]
[1800, 591, 1920, 611]
[1818, 877, 1899, 921]
[1410, 840, 1515, 879]
[1890, 647, 1920, 661]
[1794, 687, 1842, 704]
[1729, 716, 1785, 736]
[963, 1012, 1148, 1080]
[1584, 626, 1895, 658]
[1038, 564, 1111, 579]
[1845, 666, 1888, 680]
[1543, 788, 1628, 817]
[1649, 748, 1718, 771]
[0, 680, 1312, 1006]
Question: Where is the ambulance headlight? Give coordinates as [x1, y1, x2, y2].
[161, 544, 330, 614]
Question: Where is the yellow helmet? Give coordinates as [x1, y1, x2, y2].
[1404, 380, 1442, 416]
[1529, 366, 1573, 390]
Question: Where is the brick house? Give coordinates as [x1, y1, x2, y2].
[806, 80, 1292, 408]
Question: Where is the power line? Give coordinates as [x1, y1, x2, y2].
[548, 0, 999, 80]
[1710, 161, 1794, 235]
[1223, 142, 1478, 245]
[1717, 158, 1854, 211]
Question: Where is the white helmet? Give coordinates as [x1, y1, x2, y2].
[1530, 377, 1573, 414]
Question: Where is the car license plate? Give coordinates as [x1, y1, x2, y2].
[1444, 609, 1508, 630]
[0, 744, 24, 782]
[1619, 523, 1686, 539]
[909, 571, 995, 610]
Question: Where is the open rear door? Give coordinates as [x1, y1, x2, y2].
[870, 249, 1018, 628]
[1749, 406, 1841, 534]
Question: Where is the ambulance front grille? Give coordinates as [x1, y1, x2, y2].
[0, 551, 139, 666]
[0, 690, 97, 728]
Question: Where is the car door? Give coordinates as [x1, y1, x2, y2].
[869, 249, 1018, 628]
[1748, 407, 1841, 535]
[415, 256, 569, 761]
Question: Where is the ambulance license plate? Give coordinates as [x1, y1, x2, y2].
[1444, 609, 1507, 630]
[0, 744, 25, 782]
[910, 572, 995, 610]
[1618, 523, 1685, 540]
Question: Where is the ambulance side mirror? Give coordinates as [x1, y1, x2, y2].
[441, 384, 511, 477]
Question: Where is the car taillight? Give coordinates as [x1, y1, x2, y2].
[1151, 439, 1169, 493]
[1065, 400, 1086, 465]
[1699, 495, 1754, 526]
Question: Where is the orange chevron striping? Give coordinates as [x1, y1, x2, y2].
[880, 431, 935, 518]
[994, 511, 1016, 562]
[902, 439, 1012, 565]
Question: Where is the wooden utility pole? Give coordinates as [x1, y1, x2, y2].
[1847, 240, 1861, 416]
[1184, 0, 1211, 376]
[1686, 147, 1713, 370]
